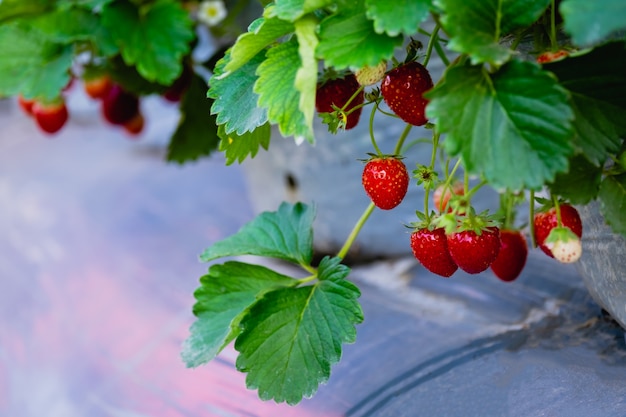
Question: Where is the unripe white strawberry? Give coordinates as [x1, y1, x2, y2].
[544, 226, 582, 264]
[355, 61, 387, 86]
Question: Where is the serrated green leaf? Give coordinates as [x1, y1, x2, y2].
[200, 202, 315, 266]
[294, 15, 319, 134]
[209, 50, 269, 135]
[266, 0, 332, 21]
[57, 0, 112, 9]
[435, 0, 550, 65]
[0, 23, 72, 100]
[26, 7, 100, 43]
[544, 42, 626, 165]
[224, 15, 294, 74]
[599, 173, 626, 236]
[101, 0, 194, 85]
[560, 0, 626, 47]
[317, 5, 403, 69]
[0, 0, 53, 23]
[549, 154, 602, 204]
[167, 73, 220, 164]
[235, 256, 362, 405]
[255, 39, 315, 142]
[104, 55, 168, 95]
[426, 60, 574, 190]
[365, 0, 431, 36]
[182, 261, 297, 368]
[218, 123, 271, 165]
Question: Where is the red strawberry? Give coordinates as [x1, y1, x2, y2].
[447, 227, 501, 274]
[123, 112, 145, 136]
[410, 227, 458, 277]
[32, 99, 69, 134]
[84, 75, 113, 100]
[433, 182, 464, 213]
[362, 156, 409, 210]
[490, 229, 528, 282]
[537, 50, 569, 64]
[533, 204, 582, 258]
[102, 84, 140, 125]
[315, 73, 364, 130]
[18, 95, 35, 116]
[380, 61, 433, 126]
[163, 65, 192, 102]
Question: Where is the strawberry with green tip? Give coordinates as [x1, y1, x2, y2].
[533, 203, 582, 258]
[490, 229, 528, 282]
[380, 61, 433, 126]
[362, 156, 409, 210]
[410, 226, 458, 277]
[544, 226, 582, 263]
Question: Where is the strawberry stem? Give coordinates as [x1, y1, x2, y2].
[422, 23, 441, 67]
[549, 0, 558, 51]
[393, 123, 413, 155]
[529, 190, 537, 247]
[368, 103, 384, 156]
[336, 202, 376, 260]
[552, 194, 563, 227]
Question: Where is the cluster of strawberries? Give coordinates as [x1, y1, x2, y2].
[314, 55, 583, 283]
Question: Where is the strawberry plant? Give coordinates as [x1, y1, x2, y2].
[2, 0, 626, 407]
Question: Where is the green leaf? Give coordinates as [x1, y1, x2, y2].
[167, 74, 220, 164]
[426, 60, 574, 190]
[104, 55, 168, 95]
[365, 0, 431, 36]
[235, 256, 362, 405]
[548, 154, 602, 204]
[317, 5, 403, 69]
[599, 173, 626, 236]
[200, 202, 315, 266]
[294, 15, 319, 135]
[0, 0, 54, 23]
[218, 123, 271, 165]
[0, 23, 72, 100]
[266, 0, 332, 21]
[255, 38, 315, 142]
[224, 15, 294, 74]
[181, 261, 296, 368]
[434, 0, 550, 65]
[101, 0, 194, 85]
[560, 0, 626, 47]
[26, 7, 100, 43]
[208, 50, 269, 135]
[57, 0, 113, 9]
[544, 42, 626, 165]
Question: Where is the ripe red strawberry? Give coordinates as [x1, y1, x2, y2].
[534, 204, 582, 258]
[410, 227, 458, 277]
[84, 75, 113, 100]
[447, 227, 501, 274]
[315, 73, 364, 130]
[537, 50, 569, 64]
[18, 95, 35, 116]
[32, 99, 69, 134]
[362, 156, 409, 210]
[380, 61, 433, 126]
[490, 229, 528, 282]
[433, 182, 464, 213]
[102, 84, 140, 125]
[123, 112, 145, 136]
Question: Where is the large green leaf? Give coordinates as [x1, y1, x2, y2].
[0, 0, 53, 23]
[294, 14, 319, 134]
[25, 7, 100, 42]
[200, 202, 315, 266]
[255, 39, 315, 143]
[544, 42, 626, 165]
[426, 60, 574, 190]
[0, 23, 72, 100]
[224, 15, 294, 74]
[235, 256, 362, 405]
[317, 4, 403, 69]
[560, 0, 626, 47]
[548, 154, 602, 204]
[434, 0, 550, 65]
[218, 123, 271, 165]
[599, 173, 626, 236]
[181, 262, 296, 368]
[167, 74, 220, 164]
[101, 0, 194, 85]
[365, 0, 431, 36]
[208, 50, 269, 135]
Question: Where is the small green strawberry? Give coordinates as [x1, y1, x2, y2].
[362, 156, 409, 210]
[380, 61, 433, 126]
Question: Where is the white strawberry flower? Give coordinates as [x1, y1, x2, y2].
[198, 0, 227, 27]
